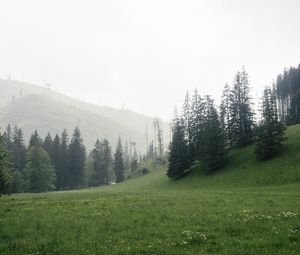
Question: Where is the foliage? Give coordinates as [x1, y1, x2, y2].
[24, 146, 56, 192]
[0, 131, 12, 194]
[255, 86, 286, 160]
[114, 137, 125, 183]
[167, 117, 191, 179]
[276, 64, 300, 125]
[68, 127, 86, 188]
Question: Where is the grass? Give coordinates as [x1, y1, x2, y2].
[0, 125, 300, 254]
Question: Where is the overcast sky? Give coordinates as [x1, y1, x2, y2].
[1, 0, 300, 120]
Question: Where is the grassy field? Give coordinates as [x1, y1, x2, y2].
[0, 125, 300, 255]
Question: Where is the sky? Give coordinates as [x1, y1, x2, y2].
[1, 0, 300, 121]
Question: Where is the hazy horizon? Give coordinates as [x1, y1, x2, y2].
[1, 0, 300, 120]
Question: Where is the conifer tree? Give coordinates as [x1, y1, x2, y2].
[220, 83, 232, 147]
[229, 67, 254, 147]
[60, 129, 69, 188]
[91, 139, 104, 186]
[10, 127, 26, 192]
[11, 127, 26, 172]
[201, 96, 227, 173]
[43, 132, 54, 161]
[167, 116, 191, 179]
[69, 127, 86, 188]
[0, 131, 12, 194]
[255, 86, 286, 160]
[114, 137, 125, 183]
[29, 130, 43, 147]
[52, 134, 62, 189]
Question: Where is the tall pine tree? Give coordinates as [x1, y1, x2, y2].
[69, 127, 86, 188]
[114, 137, 125, 183]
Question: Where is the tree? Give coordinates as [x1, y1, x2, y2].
[201, 96, 227, 173]
[43, 132, 54, 161]
[220, 83, 232, 147]
[167, 116, 191, 179]
[52, 134, 62, 189]
[255, 86, 286, 160]
[114, 137, 125, 183]
[229, 67, 255, 147]
[29, 130, 43, 147]
[24, 146, 56, 192]
[276, 64, 300, 125]
[11, 127, 26, 173]
[10, 127, 26, 193]
[60, 129, 69, 189]
[69, 127, 86, 188]
[0, 131, 12, 194]
[91, 139, 104, 186]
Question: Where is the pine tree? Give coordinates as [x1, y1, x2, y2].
[43, 132, 54, 161]
[220, 83, 232, 147]
[0, 131, 12, 194]
[29, 130, 43, 147]
[24, 146, 56, 192]
[102, 139, 112, 185]
[167, 116, 191, 179]
[10, 127, 26, 193]
[91, 139, 104, 186]
[201, 96, 227, 173]
[255, 86, 286, 160]
[229, 67, 254, 147]
[69, 127, 86, 188]
[52, 134, 62, 189]
[60, 129, 69, 188]
[114, 137, 125, 183]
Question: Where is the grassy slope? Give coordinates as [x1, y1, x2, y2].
[0, 125, 299, 255]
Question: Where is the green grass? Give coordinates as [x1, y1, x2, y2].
[1, 125, 300, 254]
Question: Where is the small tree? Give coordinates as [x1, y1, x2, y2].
[167, 117, 191, 179]
[69, 127, 86, 188]
[24, 146, 56, 192]
[114, 137, 125, 183]
[0, 131, 12, 194]
[255, 86, 286, 160]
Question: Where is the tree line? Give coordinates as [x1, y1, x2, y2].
[0, 126, 150, 194]
[168, 67, 287, 179]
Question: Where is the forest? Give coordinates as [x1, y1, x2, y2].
[1, 65, 299, 194]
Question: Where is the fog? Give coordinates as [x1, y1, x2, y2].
[1, 0, 300, 120]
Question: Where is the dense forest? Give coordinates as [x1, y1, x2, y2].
[167, 66, 296, 179]
[0, 123, 166, 194]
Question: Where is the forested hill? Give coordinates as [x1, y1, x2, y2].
[0, 79, 170, 151]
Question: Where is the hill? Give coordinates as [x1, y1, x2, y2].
[0, 125, 299, 254]
[0, 94, 145, 151]
[0, 79, 170, 150]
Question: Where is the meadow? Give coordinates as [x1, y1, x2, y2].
[0, 125, 300, 255]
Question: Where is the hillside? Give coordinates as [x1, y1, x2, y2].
[0, 79, 170, 150]
[104, 124, 300, 191]
[0, 94, 146, 151]
[0, 126, 299, 254]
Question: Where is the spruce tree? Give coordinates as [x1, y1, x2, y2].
[69, 127, 86, 188]
[255, 86, 286, 160]
[114, 137, 125, 183]
[52, 134, 62, 189]
[102, 139, 112, 185]
[91, 139, 104, 186]
[167, 116, 191, 179]
[43, 132, 54, 161]
[229, 67, 254, 147]
[29, 130, 43, 147]
[60, 129, 69, 188]
[0, 131, 12, 194]
[201, 96, 227, 173]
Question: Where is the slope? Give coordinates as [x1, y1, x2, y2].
[0, 126, 299, 255]
[0, 94, 145, 151]
[0, 79, 170, 148]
